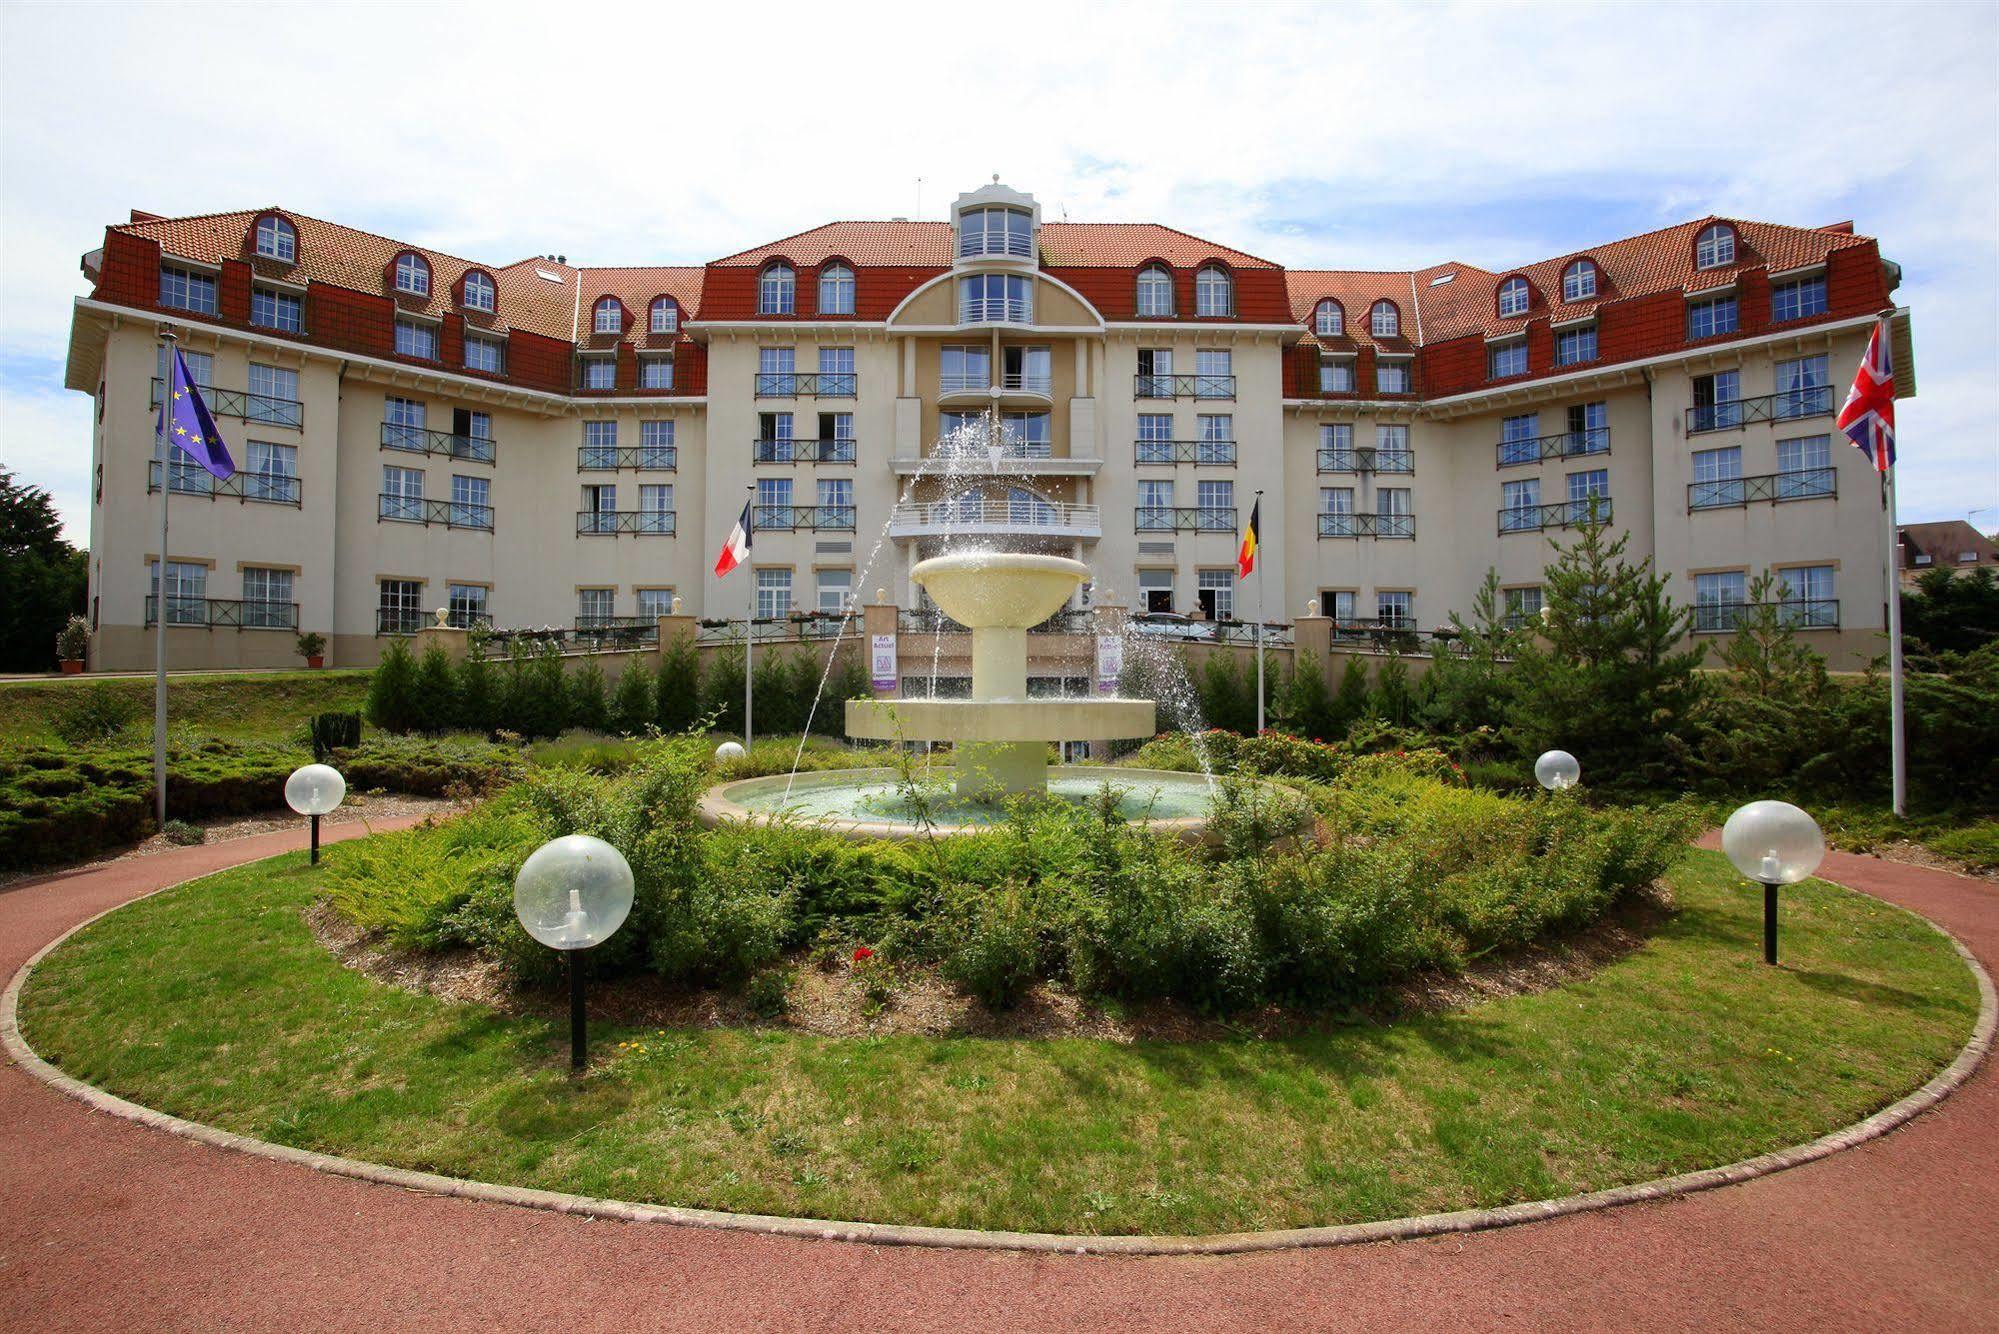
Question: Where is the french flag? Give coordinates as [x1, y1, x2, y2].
[714, 499, 752, 577]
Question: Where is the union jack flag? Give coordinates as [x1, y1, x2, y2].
[1836, 320, 1896, 473]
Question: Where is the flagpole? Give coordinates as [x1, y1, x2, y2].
[743, 484, 754, 751]
[1879, 315, 1906, 816]
[1253, 489, 1266, 734]
[153, 325, 177, 826]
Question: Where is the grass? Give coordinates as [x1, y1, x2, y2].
[0, 671, 369, 747]
[19, 848, 1980, 1237]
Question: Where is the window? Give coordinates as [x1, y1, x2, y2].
[1324, 590, 1358, 622]
[640, 420, 676, 469]
[639, 356, 673, 389]
[1694, 223, 1736, 270]
[1137, 478, 1173, 527]
[756, 477, 793, 528]
[818, 346, 856, 396]
[1318, 422, 1354, 468]
[1136, 264, 1174, 317]
[1320, 487, 1355, 536]
[581, 484, 617, 533]
[395, 317, 438, 360]
[1776, 566, 1837, 626]
[593, 297, 623, 334]
[1135, 414, 1174, 462]
[246, 364, 299, 425]
[998, 411, 1050, 454]
[1489, 340, 1528, 379]
[254, 214, 296, 262]
[1776, 435, 1834, 499]
[1498, 276, 1530, 318]
[1002, 344, 1051, 392]
[959, 207, 1033, 259]
[1771, 275, 1827, 323]
[959, 272, 1031, 323]
[1499, 413, 1541, 466]
[1136, 347, 1173, 397]
[1555, 324, 1597, 367]
[1370, 301, 1400, 338]
[250, 285, 302, 332]
[450, 474, 490, 529]
[1693, 445, 1742, 482]
[464, 334, 505, 374]
[1562, 260, 1598, 302]
[1377, 360, 1410, 394]
[1318, 358, 1354, 393]
[639, 483, 673, 533]
[1197, 414, 1234, 463]
[458, 409, 492, 453]
[380, 464, 423, 521]
[157, 347, 214, 386]
[394, 252, 431, 296]
[637, 588, 675, 619]
[582, 356, 616, 390]
[758, 412, 795, 459]
[756, 568, 793, 620]
[756, 345, 795, 397]
[384, 395, 426, 450]
[1687, 294, 1738, 340]
[1567, 468, 1610, 522]
[817, 477, 854, 527]
[818, 263, 855, 316]
[1314, 299, 1344, 336]
[1138, 568, 1174, 615]
[160, 265, 218, 314]
[642, 298, 675, 337]
[809, 567, 854, 615]
[578, 588, 615, 627]
[1695, 571, 1747, 631]
[1501, 478, 1541, 530]
[1197, 569, 1235, 622]
[245, 441, 298, 502]
[378, 578, 422, 634]
[149, 559, 208, 624]
[1504, 586, 1543, 629]
[462, 270, 496, 313]
[1376, 591, 1412, 628]
[448, 583, 489, 628]
[1692, 370, 1742, 430]
[1376, 423, 1411, 469]
[580, 421, 618, 469]
[759, 263, 795, 315]
[1195, 265, 1233, 317]
[1197, 479, 1234, 529]
[1195, 349, 1232, 398]
[1568, 402, 1609, 454]
[1775, 355, 1830, 418]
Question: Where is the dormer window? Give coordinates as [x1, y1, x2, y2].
[759, 262, 795, 315]
[818, 262, 855, 316]
[593, 297, 623, 335]
[1562, 259, 1598, 302]
[1497, 276, 1530, 318]
[958, 206, 1033, 259]
[1136, 264, 1174, 318]
[1194, 265, 1233, 317]
[1314, 299, 1344, 336]
[1695, 223, 1737, 270]
[254, 214, 296, 263]
[651, 297, 679, 334]
[394, 252, 431, 297]
[1370, 300, 1400, 338]
[461, 270, 495, 313]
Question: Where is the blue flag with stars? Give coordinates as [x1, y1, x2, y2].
[157, 346, 235, 480]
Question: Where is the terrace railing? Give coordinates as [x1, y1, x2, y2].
[1686, 384, 1833, 435]
[1495, 427, 1610, 467]
[151, 378, 303, 429]
[148, 461, 300, 506]
[380, 421, 496, 463]
[146, 596, 297, 629]
[1688, 468, 1837, 511]
[1317, 512, 1416, 538]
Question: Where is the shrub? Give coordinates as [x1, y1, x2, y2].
[745, 966, 792, 1019]
[55, 614, 90, 661]
[1275, 652, 1340, 742]
[160, 818, 205, 845]
[365, 639, 420, 733]
[568, 661, 609, 734]
[453, 652, 496, 734]
[308, 710, 361, 760]
[609, 663, 654, 736]
[654, 637, 701, 733]
[47, 683, 140, 744]
[701, 648, 747, 736]
[408, 645, 458, 734]
[937, 880, 1045, 1008]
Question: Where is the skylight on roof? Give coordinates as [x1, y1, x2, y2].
[535, 268, 565, 283]
[1429, 272, 1455, 286]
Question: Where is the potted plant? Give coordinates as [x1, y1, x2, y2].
[55, 615, 89, 674]
[296, 630, 327, 670]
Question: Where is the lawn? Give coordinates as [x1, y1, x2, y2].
[18, 848, 1979, 1237]
[0, 671, 369, 746]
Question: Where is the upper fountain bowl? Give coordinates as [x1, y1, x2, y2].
[910, 553, 1089, 630]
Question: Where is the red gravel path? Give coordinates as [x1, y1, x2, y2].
[2, 828, 1994, 1331]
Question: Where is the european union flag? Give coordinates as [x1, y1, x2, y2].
[157, 346, 235, 480]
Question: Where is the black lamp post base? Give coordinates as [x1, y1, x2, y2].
[569, 951, 587, 1069]
[1763, 881, 1779, 965]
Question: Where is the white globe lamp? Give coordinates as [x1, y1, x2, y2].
[1534, 750, 1581, 791]
[1722, 800, 1825, 965]
[715, 740, 746, 763]
[513, 835, 636, 1069]
[284, 763, 345, 864]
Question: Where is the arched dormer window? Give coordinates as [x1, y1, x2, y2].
[254, 214, 296, 263]
[593, 296, 623, 335]
[1497, 276, 1531, 318]
[1195, 264, 1233, 317]
[1695, 223, 1737, 270]
[817, 261, 855, 316]
[1136, 263, 1174, 318]
[393, 251, 431, 297]
[1314, 299, 1344, 337]
[461, 270, 496, 313]
[650, 296, 679, 334]
[1561, 259, 1598, 303]
[1369, 300, 1400, 338]
[759, 262, 795, 315]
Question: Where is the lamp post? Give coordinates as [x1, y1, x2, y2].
[715, 740, 746, 763]
[1534, 749, 1581, 791]
[513, 835, 635, 1069]
[284, 763, 345, 864]
[1721, 800, 1825, 965]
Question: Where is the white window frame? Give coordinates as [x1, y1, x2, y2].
[255, 215, 296, 262]
[1498, 277, 1530, 318]
[759, 263, 795, 316]
[1370, 301, 1400, 338]
[651, 297, 679, 333]
[1695, 224, 1736, 270]
[394, 252, 431, 296]
[1561, 260, 1597, 302]
[593, 298, 623, 334]
[462, 271, 496, 312]
[817, 263, 855, 316]
[1314, 300, 1343, 336]
[1194, 265, 1233, 317]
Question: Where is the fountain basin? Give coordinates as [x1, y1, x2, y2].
[910, 552, 1088, 629]
[844, 697, 1156, 743]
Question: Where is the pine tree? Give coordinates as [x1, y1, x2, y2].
[1716, 571, 1828, 700]
[365, 638, 420, 732]
[1421, 568, 1523, 735]
[1329, 656, 1371, 738]
[454, 650, 496, 735]
[609, 662, 654, 735]
[654, 636, 702, 733]
[408, 643, 458, 733]
[1370, 651, 1413, 725]
[702, 645, 747, 736]
[569, 661, 610, 733]
[1274, 652, 1339, 741]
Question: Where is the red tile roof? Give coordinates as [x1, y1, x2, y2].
[1284, 271, 1421, 350]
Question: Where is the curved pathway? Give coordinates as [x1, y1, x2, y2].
[1, 827, 1993, 1331]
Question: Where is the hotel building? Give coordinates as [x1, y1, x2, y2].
[63, 180, 1912, 672]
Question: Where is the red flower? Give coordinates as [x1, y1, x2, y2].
[852, 946, 875, 962]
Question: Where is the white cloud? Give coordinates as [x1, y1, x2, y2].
[3, 0, 1993, 540]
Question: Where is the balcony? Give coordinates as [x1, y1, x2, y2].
[1692, 599, 1841, 633]
[958, 296, 1034, 325]
[1134, 373, 1235, 400]
[1688, 468, 1837, 512]
[754, 438, 857, 465]
[146, 596, 297, 629]
[1496, 428, 1610, 468]
[148, 461, 300, 507]
[575, 510, 677, 536]
[379, 495, 494, 531]
[1135, 506, 1238, 534]
[1498, 497, 1612, 534]
[578, 446, 678, 471]
[376, 607, 425, 636]
[888, 500, 1101, 540]
[1686, 385, 1832, 435]
[751, 504, 856, 532]
[1317, 447, 1414, 475]
[151, 378, 302, 429]
[958, 230, 1035, 261]
[1317, 512, 1416, 539]
[1136, 439, 1237, 466]
[754, 371, 856, 399]
[381, 421, 495, 464]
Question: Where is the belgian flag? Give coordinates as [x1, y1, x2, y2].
[1237, 497, 1259, 579]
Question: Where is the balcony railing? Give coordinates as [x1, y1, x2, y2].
[578, 446, 678, 471]
[151, 378, 303, 429]
[1317, 512, 1416, 539]
[751, 504, 856, 531]
[1692, 598, 1841, 633]
[443, 609, 494, 630]
[958, 297, 1033, 324]
[148, 461, 300, 506]
[1001, 371, 1052, 395]
[1135, 505, 1238, 534]
[754, 438, 857, 464]
[381, 422, 495, 463]
[379, 495, 494, 530]
[146, 596, 297, 629]
[570, 616, 661, 648]
[1496, 427, 1610, 468]
[1135, 439, 1238, 466]
[575, 510, 677, 536]
[889, 500, 1101, 539]
[958, 230, 1035, 260]
[1688, 467, 1838, 511]
[754, 371, 856, 398]
[1317, 447, 1415, 475]
[934, 437, 1053, 461]
[1134, 373, 1235, 400]
[1499, 497, 1612, 533]
[1686, 384, 1833, 435]
[377, 607, 425, 636]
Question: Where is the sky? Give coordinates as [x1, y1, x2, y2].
[2, 0, 1994, 544]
